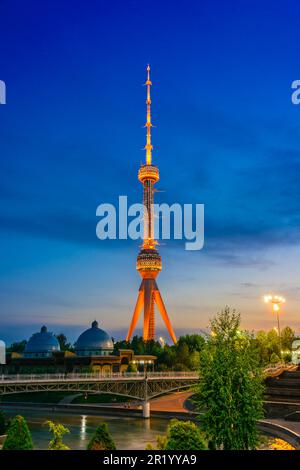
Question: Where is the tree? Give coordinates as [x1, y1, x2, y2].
[87, 423, 116, 450]
[266, 329, 280, 357]
[177, 334, 205, 353]
[46, 420, 70, 450]
[163, 420, 206, 450]
[270, 352, 280, 364]
[282, 351, 292, 363]
[2, 415, 33, 450]
[55, 334, 73, 352]
[7, 340, 27, 353]
[195, 307, 264, 450]
[281, 327, 295, 351]
[255, 331, 270, 365]
[0, 410, 7, 435]
[126, 363, 138, 373]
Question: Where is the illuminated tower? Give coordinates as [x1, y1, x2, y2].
[126, 66, 177, 344]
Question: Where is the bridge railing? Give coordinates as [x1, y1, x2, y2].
[0, 371, 199, 383]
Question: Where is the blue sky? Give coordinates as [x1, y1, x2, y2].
[1, 0, 300, 345]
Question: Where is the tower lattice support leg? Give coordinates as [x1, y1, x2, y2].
[153, 286, 177, 344]
[143, 279, 156, 341]
[143, 279, 152, 341]
[148, 292, 155, 341]
[126, 284, 144, 342]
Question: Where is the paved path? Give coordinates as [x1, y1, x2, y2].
[267, 418, 300, 434]
[150, 391, 193, 413]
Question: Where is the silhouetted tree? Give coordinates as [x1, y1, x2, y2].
[55, 334, 73, 352]
[7, 340, 27, 353]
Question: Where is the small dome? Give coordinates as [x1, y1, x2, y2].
[24, 326, 60, 356]
[75, 321, 113, 356]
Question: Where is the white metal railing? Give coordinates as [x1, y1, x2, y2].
[0, 371, 199, 383]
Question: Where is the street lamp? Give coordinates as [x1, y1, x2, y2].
[263, 294, 286, 360]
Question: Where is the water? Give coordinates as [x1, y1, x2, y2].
[3, 408, 169, 450]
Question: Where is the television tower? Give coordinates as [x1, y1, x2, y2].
[126, 66, 177, 344]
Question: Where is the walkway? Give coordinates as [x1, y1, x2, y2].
[150, 391, 192, 413]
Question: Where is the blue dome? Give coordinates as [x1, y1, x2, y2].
[24, 326, 60, 357]
[75, 321, 113, 356]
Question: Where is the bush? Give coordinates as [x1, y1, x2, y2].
[2, 415, 33, 450]
[46, 420, 70, 450]
[87, 423, 116, 450]
[270, 352, 281, 364]
[282, 352, 292, 363]
[164, 420, 206, 450]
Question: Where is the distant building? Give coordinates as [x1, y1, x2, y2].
[24, 326, 60, 358]
[4, 322, 156, 374]
[74, 320, 113, 357]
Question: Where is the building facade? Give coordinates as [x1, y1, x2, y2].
[4, 322, 156, 374]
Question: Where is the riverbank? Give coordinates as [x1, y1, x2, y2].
[1, 400, 192, 420]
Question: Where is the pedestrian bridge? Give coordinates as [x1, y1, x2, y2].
[0, 372, 198, 417]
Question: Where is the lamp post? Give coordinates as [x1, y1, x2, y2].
[264, 294, 286, 360]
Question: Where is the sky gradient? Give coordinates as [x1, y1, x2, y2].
[1, 0, 300, 345]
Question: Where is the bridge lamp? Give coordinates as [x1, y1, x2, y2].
[263, 294, 286, 360]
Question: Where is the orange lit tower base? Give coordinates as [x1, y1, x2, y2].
[126, 66, 177, 344]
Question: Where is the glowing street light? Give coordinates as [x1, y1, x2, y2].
[263, 294, 286, 359]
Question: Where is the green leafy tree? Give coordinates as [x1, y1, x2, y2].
[87, 423, 116, 450]
[282, 351, 292, 363]
[0, 410, 7, 435]
[195, 307, 264, 450]
[255, 331, 270, 365]
[266, 329, 280, 357]
[2, 415, 33, 450]
[126, 362, 138, 373]
[270, 352, 280, 364]
[188, 350, 201, 370]
[177, 334, 205, 353]
[281, 327, 295, 351]
[160, 420, 206, 450]
[46, 420, 70, 450]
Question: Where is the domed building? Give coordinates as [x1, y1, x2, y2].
[4, 321, 156, 374]
[24, 326, 60, 358]
[75, 321, 113, 357]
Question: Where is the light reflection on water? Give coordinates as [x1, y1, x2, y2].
[3, 408, 169, 450]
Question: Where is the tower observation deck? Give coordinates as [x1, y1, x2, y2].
[126, 66, 177, 344]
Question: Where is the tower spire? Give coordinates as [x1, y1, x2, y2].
[145, 64, 153, 165]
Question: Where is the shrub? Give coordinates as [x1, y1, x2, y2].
[282, 352, 292, 363]
[164, 420, 206, 450]
[270, 352, 281, 364]
[2, 415, 33, 450]
[46, 420, 70, 450]
[87, 423, 116, 450]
